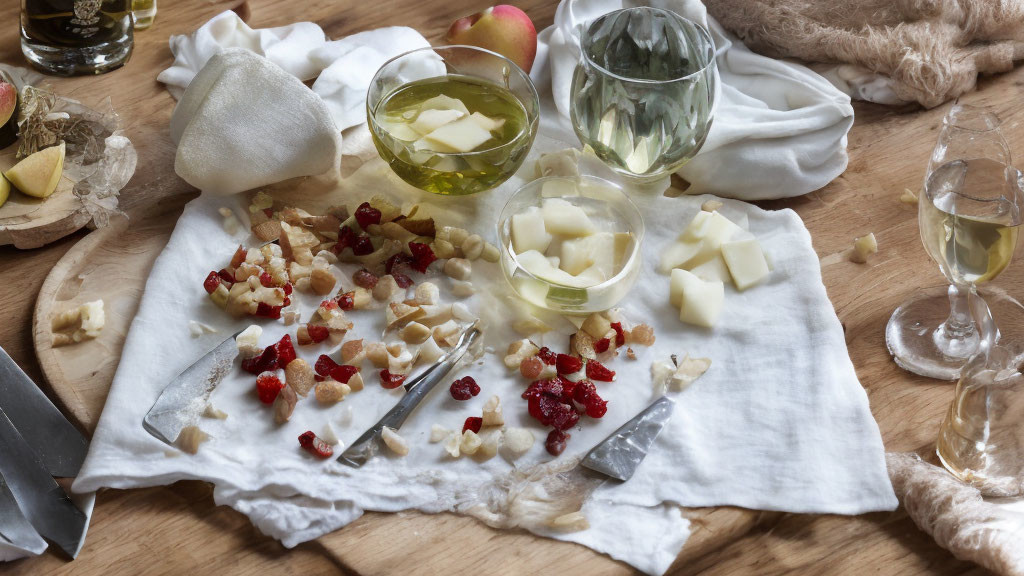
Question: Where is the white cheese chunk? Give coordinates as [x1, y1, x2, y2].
[560, 232, 615, 276]
[541, 198, 596, 237]
[422, 116, 494, 153]
[78, 300, 105, 337]
[721, 238, 770, 290]
[673, 269, 724, 328]
[517, 250, 604, 288]
[689, 255, 733, 285]
[468, 111, 505, 132]
[511, 207, 553, 254]
[419, 94, 470, 115]
[659, 240, 704, 273]
[411, 108, 465, 135]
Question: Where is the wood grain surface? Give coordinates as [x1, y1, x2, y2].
[1, 0, 1019, 574]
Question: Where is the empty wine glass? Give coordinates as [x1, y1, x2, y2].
[569, 7, 717, 180]
[886, 104, 1024, 380]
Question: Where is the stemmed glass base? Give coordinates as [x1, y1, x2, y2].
[887, 285, 978, 380]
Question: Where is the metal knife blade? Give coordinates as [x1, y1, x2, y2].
[143, 332, 240, 447]
[338, 323, 481, 468]
[580, 396, 675, 482]
[0, 468, 48, 557]
[0, 346, 88, 478]
[0, 408, 87, 558]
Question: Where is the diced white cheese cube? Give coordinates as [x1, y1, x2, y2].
[422, 116, 494, 153]
[516, 250, 604, 288]
[511, 207, 552, 254]
[659, 240, 704, 274]
[673, 269, 724, 328]
[721, 238, 770, 291]
[379, 120, 420, 142]
[541, 198, 596, 238]
[419, 94, 470, 115]
[79, 300, 105, 337]
[689, 255, 733, 285]
[540, 179, 579, 199]
[560, 232, 615, 276]
[411, 108, 465, 135]
[468, 112, 505, 132]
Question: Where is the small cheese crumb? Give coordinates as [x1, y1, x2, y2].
[381, 426, 409, 456]
[175, 425, 209, 455]
[202, 404, 227, 420]
[321, 423, 341, 446]
[235, 325, 262, 358]
[188, 320, 218, 338]
[430, 424, 449, 443]
[850, 233, 878, 263]
[900, 188, 919, 205]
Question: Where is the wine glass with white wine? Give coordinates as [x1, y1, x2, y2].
[887, 104, 1024, 380]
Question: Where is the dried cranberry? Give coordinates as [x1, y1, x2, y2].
[545, 430, 570, 456]
[408, 242, 437, 273]
[298, 431, 334, 459]
[522, 378, 564, 401]
[320, 299, 339, 312]
[283, 282, 293, 296]
[353, 269, 379, 289]
[559, 379, 578, 403]
[379, 369, 406, 389]
[352, 235, 374, 256]
[610, 322, 626, 347]
[585, 396, 608, 419]
[573, 380, 597, 404]
[354, 202, 382, 228]
[385, 253, 413, 275]
[203, 271, 221, 294]
[556, 354, 583, 375]
[259, 271, 274, 287]
[255, 302, 283, 319]
[337, 292, 355, 311]
[536, 347, 557, 365]
[549, 403, 580, 430]
[449, 376, 480, 401]
[314, 354, 340, 376]
[333, 225, 357, 253]
[306, 325, 330, 343]
[594, 338, 611, 353]
[392, 271, 413, 289]
[256, 372, 284, 404]
[314, 374, 326, 382]
[241, 335, 295, 374]
[230, 245, 247, 268]
[463, 417, 483, 434]
[217, 268, 236, 283]
[263, 208, 274, 218]
[275, 335, 296, 366]
[586, 360, 615, 382]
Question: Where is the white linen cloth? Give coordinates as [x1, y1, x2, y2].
[157, 2, 854, 201]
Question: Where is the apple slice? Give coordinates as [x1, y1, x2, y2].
[6, 142, 65, 198]
[411, 108, 465, 135]
[541, 198, 596, 237]
[672, 269, 724, 328]
[721, 238, 770, 290]
[0, 174, 9, 209]
[511, 207, 552, 254]
[423, 116, 494, 153]
[420, 94, 470, 115]
[0, 81, 17, 149]
[560, 232, 615, 277]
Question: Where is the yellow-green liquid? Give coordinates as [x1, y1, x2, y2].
[371, 75, 531, 195]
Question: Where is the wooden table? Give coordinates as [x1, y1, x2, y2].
[2, 0, 1017, 573]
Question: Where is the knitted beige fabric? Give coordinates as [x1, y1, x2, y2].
[887, 452, 1024, 576]
[705, 0, 1024, 108]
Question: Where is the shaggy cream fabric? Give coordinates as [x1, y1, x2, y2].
[887, 452, 1024, 576]
[705, 0, 1024, 107]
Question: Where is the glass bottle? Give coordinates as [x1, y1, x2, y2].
[21, 0, 134, 76]
[132, 0, 156, 29]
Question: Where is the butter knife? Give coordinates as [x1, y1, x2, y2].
[0, 346, 88, 478]
[338, 323, 481, 468]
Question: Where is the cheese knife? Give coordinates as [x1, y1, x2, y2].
[0, 346, 88, 478]
[579, 395, 675, 482]
[0, 469, 48, 557]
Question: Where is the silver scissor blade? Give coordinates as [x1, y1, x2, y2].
[0, 346, 88, 478]
[0, 469, 48, 556]
[0, 409, 87, 558]
[143, 333, 240, 446]
[580, 396, 675, 482]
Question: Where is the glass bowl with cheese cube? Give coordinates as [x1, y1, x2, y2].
[498, 175, 643, 314]
[367, 45, 540, 196]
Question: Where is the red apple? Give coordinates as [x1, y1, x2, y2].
[0, 82, 18, 149]
[445, 5, 537, 74]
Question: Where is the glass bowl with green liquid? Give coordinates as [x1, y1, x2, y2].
[367, 45, 539, 196]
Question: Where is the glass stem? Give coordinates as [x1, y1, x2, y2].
[944, 283, 975, 338]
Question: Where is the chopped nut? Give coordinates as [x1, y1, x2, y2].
[900, 188, 919, 205]
[382, 426, 409, 456]
[480, 242, 499, 263]
[548, 511, 589, 532]
[432, 238, 456, 259]
[249, 191, 274, 213]
[850, 232, 878, 263]
[387, 301, 425, 329]
[341, 339, 364, 365]
[504, 339, 539, 369]
[476, 432, 498, 460]
[235, 325, 263, 358]
[430, 424, 449, 443]
[481, 395, 504, 427]
[347, 372, 365, 391]
[581, 313, 612, 340]
[418, 337, 444, 364]
[461, 234, 484, 260]
[413, 282, 440, 305]
[443, 258, 472, 281]
[315, 379, 351, 404]
[451, 302, 476, 322]
[380, 221, 418, 243]
[252, 219, 282, 243]
[444, 431, 461, 457]
[202, 404, 228, 420]
[450, 280, 475, 298]
[570, 331, 597, 359]
[627, 324, 656, 346]
[279, 221, 319, 265]
[500, 428, 535, 460]
[309, 268, 337, 295]
[417, 304, 454, 327]
[388, 343, 415, 373]
[670, 355, 711, 391]
[701, 199, 724, 212]
[273, 384, 298, 423]
[626, 347, 637, 360]
[460, 430, 483, 455]
[285, 358, 316, 397]
[402, 322, 431, 345]
[350, 288, 372, 309]
[432, 320, 461, 347]
[373, 274, 404, 301]
[321, 423, 340, 446]
[365, 342, 389, 368]
[175, 426, 209, 455]
[188, 320, 217, 338]
[209, 283, 230, 308]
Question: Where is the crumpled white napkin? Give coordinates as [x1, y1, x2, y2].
[541, 0, 855, 200]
